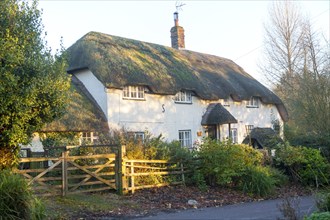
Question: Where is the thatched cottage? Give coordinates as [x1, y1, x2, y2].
[29, 12, 287, 151]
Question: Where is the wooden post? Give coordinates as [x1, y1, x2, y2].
[131, 161, 135, 194]
[116, 145, 127, 195]
[180, 163, 185, 185]
[62, 148, 69, 196]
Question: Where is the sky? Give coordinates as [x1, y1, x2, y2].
[38, 0, 329, 86]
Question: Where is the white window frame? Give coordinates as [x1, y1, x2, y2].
[179, 130, 192, 148]
[174, 91, 192, 104]
[246, 96, 259, 108]
[127, 131, 145, 142]
[80, 132, 99, 144]
[134, 132, 145, 142]
[230, 128, 238, 144]
[245, 125, 254, 136]
[123, 86, 145, 100]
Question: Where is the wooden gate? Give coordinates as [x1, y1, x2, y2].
[15, 145, 118, 196]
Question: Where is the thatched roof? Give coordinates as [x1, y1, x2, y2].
[41, 76, 109, 132]
[201, 103, 237, 125]
[67, 31, 288, 121]
[242, 127, 284, 148]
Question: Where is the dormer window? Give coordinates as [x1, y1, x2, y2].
[246, 96, 259, 108]
[174, 91, 192, 104]
[123, 86, 145, 100]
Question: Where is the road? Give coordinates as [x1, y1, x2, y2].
[137, 196, 316, 220]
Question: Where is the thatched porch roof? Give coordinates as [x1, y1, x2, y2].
[201, 103, 237, 125]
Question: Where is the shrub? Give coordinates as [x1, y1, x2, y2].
[275, 144, 330, 186]
[315, 188, 330, 212]
[305, 212, 330, 220]
[239, 165, 276, 197]
[268, 166, 289, 186]
[198, 139, 263, 186]
[0, 169, 45, 219]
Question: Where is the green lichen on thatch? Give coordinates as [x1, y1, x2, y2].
[67, 31, 288, 121]
[41, 76, 108, 132]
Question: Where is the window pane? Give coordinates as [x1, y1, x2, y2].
[179, 130, 191, 148]
[187, 92, 192, 102]
[131, 87, 137, 98]
[175, 91, 192, 103]
[123, 87, 129, 98]
[137, 86, 144, 98]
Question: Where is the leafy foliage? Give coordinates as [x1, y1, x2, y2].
[274, 144, 330, 186]
[0, 169, 45, 219]
[239, 165, 276, 197]
[315, 188, 330, 212]
[0, 0, 70, 169]
[305, 212, 330, 220]
[198, 139, 263, 186]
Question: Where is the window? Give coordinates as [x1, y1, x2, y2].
[246, 96, 259, 108]
[81, 132, 99, 144]
[129, 132, 145, 142]
[174, 91, 192, 103]
[179, 130, 192, 148]
[245, 125, 254, 135]
[123, 86, 145, 100]
[230, 128, 238, 143]
[127, 131, 145, 142]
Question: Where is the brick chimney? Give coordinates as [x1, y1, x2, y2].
[170, 12, 185, 49]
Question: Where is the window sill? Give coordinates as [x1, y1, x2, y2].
[123, 98, 146, 101]
[246, 106, 259, 108]
[175, 101, 193, 105]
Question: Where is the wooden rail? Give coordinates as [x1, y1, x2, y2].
[122, 159, 186, 194]
[16, 145, 187, 196]
[15, 146, 117, 196]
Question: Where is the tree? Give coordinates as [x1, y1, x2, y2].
[0, 0, 70, 169]
[260, 1, 330, 149]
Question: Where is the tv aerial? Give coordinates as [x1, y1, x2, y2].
[175, 1, 186, 12]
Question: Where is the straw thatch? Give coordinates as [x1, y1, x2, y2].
[201, 103, 237, 125]
[242, 127, 284, 148]
[41, 75, 109, 132]
[67, 31, 288, 121]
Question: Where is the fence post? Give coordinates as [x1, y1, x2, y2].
[131, 161, 135, 194]
[180, 162, 185, 185]
[62, 147, 69, 196]
[116, 145, 128, 195]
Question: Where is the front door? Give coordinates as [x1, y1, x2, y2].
[207, 125, 217, 140]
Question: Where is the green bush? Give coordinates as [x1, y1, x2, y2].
[239, 165, 276, 197]
[275, 144, 330, 186]
[315, 188, 330, 212]
[305, 212, 330, 220]
[268, 166, 289, 186]
[0, 169, 45, 219]
[198, 139, 263, 186]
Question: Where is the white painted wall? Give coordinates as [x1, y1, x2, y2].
[106, 86, 283, 145]
[73, 69, 108, 119]
[106, 88, 207, 145]
[24, 133, 44, 152]
[219, 98, 283, 142]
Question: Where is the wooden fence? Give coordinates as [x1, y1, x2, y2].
[16, 145, 186, 196]
[15, 145, 117, 196]
[122, 159, 186, 194]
